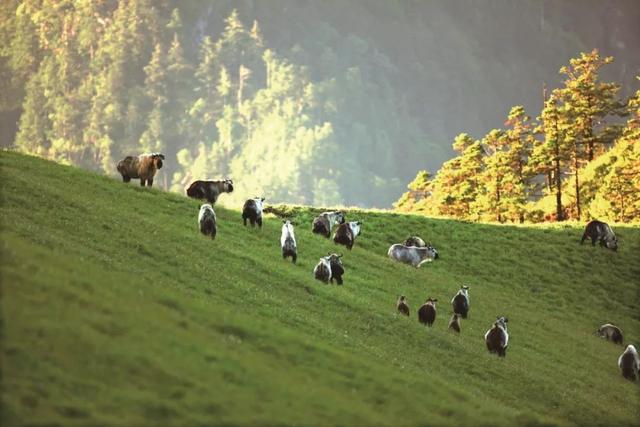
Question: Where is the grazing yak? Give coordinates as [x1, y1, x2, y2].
[596, 324, 624, 345]
[280, 220, 297, 264]
[186, 179, 233, 204]
[333, 221, 362, 250]
[618, 345, 639, 381]
[581, 220, 618, 251]
[418, 298, 437, 326]
[403, 236, 426, 247]
[242, 197, 265, 228]
[117, 153, 165, 187]
[451, 285, 470, 319]
[387, 244, 438, 267]
[312, 211, 345, 238]
[485, 316, 509, 357]
[198, 204, 217, 239]
[397, 295, 410, 316]
[313, 253, 344, 284]
[448, 313, 461, 333]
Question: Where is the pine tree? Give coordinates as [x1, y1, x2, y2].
[475, 129, 508, 222]
[428, 133, 484, 219]
[531, 91, 572, 221]
[558, 50, 622, 219]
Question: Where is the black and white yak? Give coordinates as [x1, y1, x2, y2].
[312, 211, 345, 238]
[581, 220, 618, 251]
[313, 253, 344, 285]
[198, 204, 217, 239]
[618, 344, 639, 381]
[596, 323, 624, 345]
[397, 295, 410, 316]
[387, 244, 438, 267]
[417, 298, 437, 326]
[116, 153, 165, 187]
[242, 197, 265, 228]
[485, 316, 509, 357]
[280, 220, 297, 264]
[451, 285, 470, 319]
[333, 221, 361, 250]
[186, 179, 234, 204]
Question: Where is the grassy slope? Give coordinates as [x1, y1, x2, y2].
[1, 151, 639, 426]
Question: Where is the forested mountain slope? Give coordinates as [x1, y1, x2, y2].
[2, 1, 639, 207]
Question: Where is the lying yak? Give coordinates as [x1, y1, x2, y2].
[485, 316, 509, 357]
[596, 323, 623, 345]
[387, 243, 438, 267]
[116, 153, 165, 187]
[333, 221, 362, 250]
[451, 285, 470, 319]
[580, 220, 618, 251]
[312, 211, 345, 238]
[198, 204, 217, 239]
[280, 220, 297, 264]
[242, 197, 265, 228]
[418, 298, 437, 326]
[313, 253, 344, 285]
[618, 344, 639, 381]
[186, 179, 234, 204]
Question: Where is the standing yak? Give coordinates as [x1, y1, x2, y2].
[186, 179, 234, 204]
[242, 197, 265, 228]
[312, 211, 345, 238]
[198, 204, 217, 239]
[418, 298, 437, 326]
[485, 316, 509, 357]
[117, 153, 165, 187]
[280, 220, 297, 264]
[397, 296, 410, 316]
[451, 285, 470, 319]
[580, 220, 618, 251]
[333, 221, 362, 250]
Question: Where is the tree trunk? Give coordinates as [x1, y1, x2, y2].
[554, 143, 563, 221]
[574, 154, 581, 220]
[496, 183, 502, 223]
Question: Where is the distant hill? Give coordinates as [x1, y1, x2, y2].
[1, 151, 639, 426]
[2, 1, 639, 208]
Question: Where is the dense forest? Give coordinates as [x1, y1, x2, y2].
[1, 0, 639, 211]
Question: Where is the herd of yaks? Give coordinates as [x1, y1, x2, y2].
[116, 152, 639, 381]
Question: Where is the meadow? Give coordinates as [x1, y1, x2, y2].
[1, 151, 639, 426]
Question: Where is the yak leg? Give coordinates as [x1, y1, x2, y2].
[291, 253, 297, 264]
[147, 178, 153, 187]
[580, 232, 587, 245]
[122, 175, 131, 183]
[257, 218, 263, 228]
[140, 179, 146, 187]
[417, 258, 433, 268]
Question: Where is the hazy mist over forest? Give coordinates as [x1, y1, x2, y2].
[1, 0, 639, 208]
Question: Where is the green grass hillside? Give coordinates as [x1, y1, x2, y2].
[1, 151, 639, 426]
